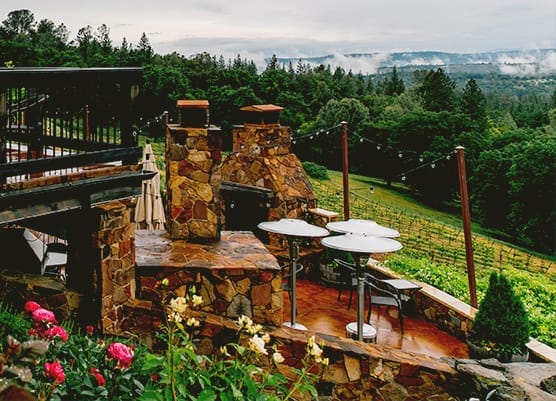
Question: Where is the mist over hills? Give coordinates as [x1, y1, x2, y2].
[276, 49, 556, 98]
[276, 48, 556, 76]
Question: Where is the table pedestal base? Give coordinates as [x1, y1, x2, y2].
[283, 322, 307, 331]
[345, 322, 377, 343]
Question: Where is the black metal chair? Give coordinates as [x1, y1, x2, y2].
[333, 259, 358, 310]
[364, 272, 404, 333]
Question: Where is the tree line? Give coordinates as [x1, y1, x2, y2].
[1, 9, 555, 254]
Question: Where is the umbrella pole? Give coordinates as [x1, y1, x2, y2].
[289, 237, 301, 328]
[354, 252, 365, 341]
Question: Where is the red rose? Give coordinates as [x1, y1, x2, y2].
[24, 301, 41, 314]
[45, 326, 69, 342]
[86, 325, 94, 335]
[107, 342, 134, 369]
[89, 367, 106, 386]
[32, 308, 57, 324]
[44, 360, 65, 383]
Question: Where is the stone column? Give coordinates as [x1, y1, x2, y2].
[92, 200, 136, 334]
[166, 125, 222, 241]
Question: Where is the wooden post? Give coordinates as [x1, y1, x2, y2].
[341, 121, 350, 220]
[456, 146, 477, 307]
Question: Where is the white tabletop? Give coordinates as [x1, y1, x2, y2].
[257, 219, 329, 238]
[382, 278, 421, 291]
[321, 232, 402, 254]
[327, 219, 400, 238]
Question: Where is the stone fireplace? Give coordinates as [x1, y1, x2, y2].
[220, 104, 319, 247]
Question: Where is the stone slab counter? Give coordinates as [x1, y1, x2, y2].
[135, 230, 283, 326]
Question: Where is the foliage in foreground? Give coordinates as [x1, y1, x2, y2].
[0, 292, 327, 401]
[470, 272, 530, 356]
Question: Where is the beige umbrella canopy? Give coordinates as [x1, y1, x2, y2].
[135, 143, 166, 230]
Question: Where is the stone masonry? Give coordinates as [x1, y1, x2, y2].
[165, 124, 222, 242]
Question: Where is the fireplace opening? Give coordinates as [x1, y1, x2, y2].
[220, 181, 274, 242]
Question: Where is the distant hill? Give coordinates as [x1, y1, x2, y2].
[277, 49, 556, 99]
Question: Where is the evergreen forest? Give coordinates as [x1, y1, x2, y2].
[1, 9, 555, 255]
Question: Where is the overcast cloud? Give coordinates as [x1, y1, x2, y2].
[2, 0, 555, 66]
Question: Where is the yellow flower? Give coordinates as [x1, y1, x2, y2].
[272, 352, 285, 363]
[161, 278, 169, 287]
[261, 333, 271, 344]
[169, 297, 188, 314]
[220, 346, 230, 356]
[237, 315, 253, 329]
[186, 317, 200, 327]
[247, 323, 263, 336]
[322, 357, 329, 367]
[191, 295, 203, 307]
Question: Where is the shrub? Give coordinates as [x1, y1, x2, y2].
[0, 303, 31, 349]
[302, 161, 329, 180]
[470, 271, 530, 356]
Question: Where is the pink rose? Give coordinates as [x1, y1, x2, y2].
[32, 308, 57, 324]
[89, 367, 106, 386]
[44, 360, 65, 383]
[107, 342, 134, 369]
[45, 326, 68, 342]
[24, 301, 41, 314]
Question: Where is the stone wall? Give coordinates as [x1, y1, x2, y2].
[166, 125, 222, 241]
[186, 313, 463, 401]
[93, 201, 137, 335]
[221, 125, 318, 247]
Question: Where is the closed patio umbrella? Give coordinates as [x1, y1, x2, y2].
[135, 143, 165, 230]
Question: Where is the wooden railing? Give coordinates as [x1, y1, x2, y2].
[0, 67, 142, 178]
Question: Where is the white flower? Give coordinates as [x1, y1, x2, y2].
[168, 311, 182, 323]
[309, 342, 323, 359]
[191, 295, 203, 307]
[272, 352, 285, 363]
[249, 335, 268, 355]
[169, 297, 188, 314]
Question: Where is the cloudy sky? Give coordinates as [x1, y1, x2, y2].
[2, 0, 555, 65]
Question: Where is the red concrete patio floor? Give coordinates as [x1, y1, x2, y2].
[284, 278, 469, 359]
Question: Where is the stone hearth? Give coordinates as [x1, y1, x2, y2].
[135, 229, 282, 326]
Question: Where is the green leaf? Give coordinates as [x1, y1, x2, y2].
[139, 389, 164, 401]
[198, 389, 217, 401]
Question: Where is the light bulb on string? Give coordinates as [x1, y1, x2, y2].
[377, 144, 382, 150]
[360, 137, 364, 143]
[310, 135, 313, 139]
[446, 154, 451, 160]
[419, 155, 424, 163]
[325, 131, 329, 135]
[431, 162, 436, 169]
[401, 175, 406, 181]
[398, 151, 403, 158]
[292, 140, 296, 145]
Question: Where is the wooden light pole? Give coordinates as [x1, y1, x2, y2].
[456, 146, 477, 307]
[341, 121, 350, 220]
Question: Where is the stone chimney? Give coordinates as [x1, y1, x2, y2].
[166, 100, 222, 241]
[220, 104, 317, 245]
